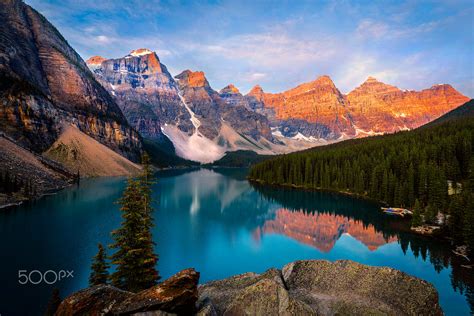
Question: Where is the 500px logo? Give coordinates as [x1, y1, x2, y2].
[18, 270, 74, 285]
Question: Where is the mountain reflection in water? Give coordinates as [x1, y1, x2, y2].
[254, 208, 397, 252]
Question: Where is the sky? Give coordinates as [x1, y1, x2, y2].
[26, 0, 473, 97]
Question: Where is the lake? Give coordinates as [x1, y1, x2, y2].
[0, 168, 472, 315]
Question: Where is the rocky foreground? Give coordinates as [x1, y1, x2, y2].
[56, 260, 442, 316]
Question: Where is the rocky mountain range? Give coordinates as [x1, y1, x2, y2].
[0, 0, 470, 172]
[244, 75, 469, 140]
[88, 52, 316, 163]
[88, 47, 469, 163]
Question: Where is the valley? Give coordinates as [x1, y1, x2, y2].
[0, 0, 472, 315]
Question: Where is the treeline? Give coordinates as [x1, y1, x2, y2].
[0, 171, 37, 197]
[249, 116, 474, 253]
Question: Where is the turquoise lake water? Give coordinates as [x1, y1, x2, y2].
[0, 168, 472, 315]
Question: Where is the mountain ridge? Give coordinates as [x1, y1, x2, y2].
[85, 47, 469, 163]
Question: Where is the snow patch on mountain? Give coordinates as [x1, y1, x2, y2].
[178, 92, 201, 129]
[161, 125, 225, 163]
[129, 49, 153, 57]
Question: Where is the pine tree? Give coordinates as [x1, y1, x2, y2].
[448, 195, 465, 243]
[463, 195, 474, 256]
[411, 199, 423, 227]
[89, 243, 109, 286]
[136, 152, 160, 286]
[424, 204, 437, 224]
[109, 153, 159, 292]
[407, 164, 415, 206]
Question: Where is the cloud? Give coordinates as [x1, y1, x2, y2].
[25, 0, 473, 97]
[177, 32, 339, 69]
[248, 73, 267, 81]
[356, 18, 441, 40]
[356, 20, 389, 39]
[95, 35, 112, 44]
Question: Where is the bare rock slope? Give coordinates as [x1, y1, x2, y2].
[44, 125, 141, 177]
[0, 134, 73, 207]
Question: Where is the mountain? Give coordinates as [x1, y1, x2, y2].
[219, 84, 251, 109]
[424, 99, 473, 126]
[0, 133, 73, 207]
[346, 77, 470, 134]
[245, 76, 469, 141]
[175, 70, 274, 141]
[88, 49, 194, 141]
[0, 0, 141, 161]
[249, 99, 474, 250]
[247, 76, 354, 140]
[89, 52, 316, 163]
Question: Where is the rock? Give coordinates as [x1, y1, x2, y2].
[346, 77, 469, 134]
[246, 75, 354, 139]
[55, 284, 132, 315]
[59, 260, 443, 316]
[89, 49, 194, 141]
[244, 75, 468, 141]
[0, 0, 142, 161]
[198, 268, 314, 315]
[223, 278, 314, 315]
[112, 268, 200, 315]
[200, 260, 442, 315]
[0, 135, 73, 206]
[282, 260, 443, 316]
[411, 225, 441, 236]
[196, 298, 218, 316]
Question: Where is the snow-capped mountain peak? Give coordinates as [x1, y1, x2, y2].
[129, 48, 153, 57]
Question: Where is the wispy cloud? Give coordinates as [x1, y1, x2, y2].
[25, 0, 473, 97]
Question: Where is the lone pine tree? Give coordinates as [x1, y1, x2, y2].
[109, 153, 159, 292]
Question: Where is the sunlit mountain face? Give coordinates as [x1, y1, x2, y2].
[253, 208, 397, 252]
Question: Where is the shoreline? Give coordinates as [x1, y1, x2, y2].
[247, 177, 472, 262]
[247, 177, 385, 205]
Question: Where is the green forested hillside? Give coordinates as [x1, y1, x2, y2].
[249, 100, 474, 252]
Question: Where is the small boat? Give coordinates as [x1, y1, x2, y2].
[381, 207, 413, 217]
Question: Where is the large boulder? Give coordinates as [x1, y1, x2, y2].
[199, 260, 443, 316]
[56, 268, 199, 316]
[55, 284, 132, 315]
[282, 260, 442, 315]
[112, 268, 200, 315]
[198, 268, 313, 315]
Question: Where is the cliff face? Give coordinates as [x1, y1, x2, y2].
[175, 69, 274, 142]
[245, 76, 355, 140]
[89, 49, 194, 141]
[0, 0, 141, 160]
[247, 76, 468, 140]
[347, 77, 470, 133]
